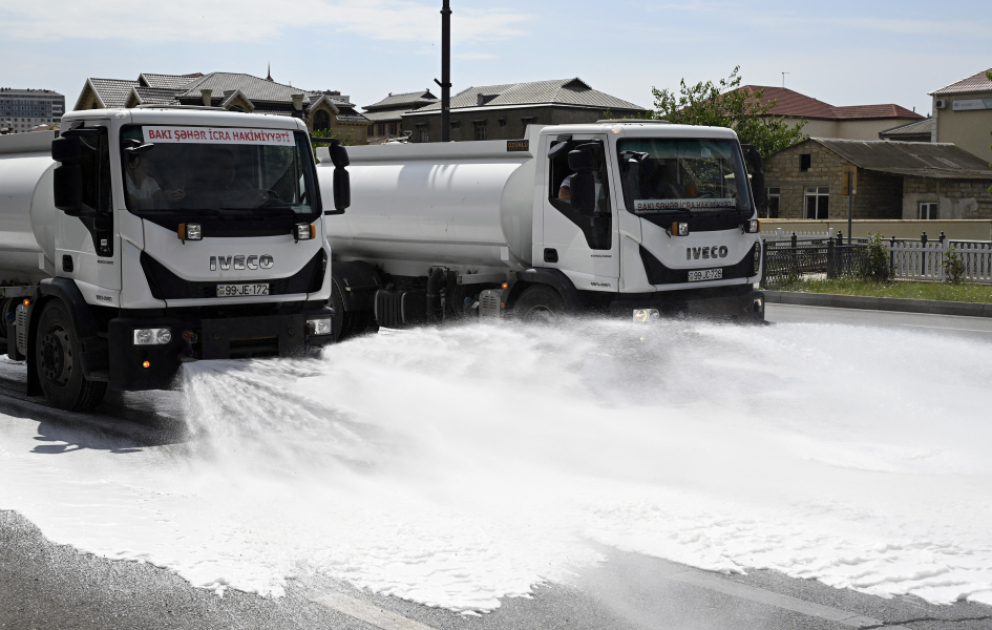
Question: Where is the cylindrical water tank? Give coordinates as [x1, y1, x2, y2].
[318, 140, 536, 271]
[0, 139, 58, 283]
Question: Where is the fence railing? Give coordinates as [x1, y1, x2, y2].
[760, 230, 992, 284]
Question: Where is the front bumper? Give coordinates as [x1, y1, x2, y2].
[609, 285, 764, 322]
[107, 306, 334, 391]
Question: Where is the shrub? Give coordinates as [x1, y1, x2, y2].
[858, 233, 891, 282]
[943, 247, 965, 284]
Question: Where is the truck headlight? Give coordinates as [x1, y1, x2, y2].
[133, 327, 172, 345]
[179, 223, 202, 241]
[671, 222, 689, 236]
[633, 308, 660, 323]
[307, 317, 332, 336]
[296, 223, 316, 240]
[744, 219, 760, 233]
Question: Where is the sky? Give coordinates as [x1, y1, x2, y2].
[0, 0, 989, 116]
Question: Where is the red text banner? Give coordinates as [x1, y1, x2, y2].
[143, 126, 296, 146]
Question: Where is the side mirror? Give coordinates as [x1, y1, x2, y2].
[52, 135, 81, 163]
[751, 171, 765, 208]
[329, 144, 349, 168]
[569, 172, 595, 212]
[333, 167, 350, 212]
[568, 147, 595, 172]
[53, 164, 83, 215]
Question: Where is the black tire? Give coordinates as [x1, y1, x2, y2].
[330, 280, 377, 342]
[511, 285, 566, 323]
[35, 300, 106, 412]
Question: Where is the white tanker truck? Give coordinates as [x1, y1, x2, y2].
[0, 107, 350, 410]
[317, 122, 765, 340]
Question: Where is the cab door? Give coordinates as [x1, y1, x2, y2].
[56, 124, 122, 297]
[540, 133, 619, 291]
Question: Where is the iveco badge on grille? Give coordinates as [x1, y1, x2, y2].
[210, 255, 274, 271]
[686, 246, 729, 260]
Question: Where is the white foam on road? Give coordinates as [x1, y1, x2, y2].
[2, 318, 992, 612]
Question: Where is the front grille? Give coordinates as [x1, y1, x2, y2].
[141, 250, 326, 300]
[640, 243, 758, 285]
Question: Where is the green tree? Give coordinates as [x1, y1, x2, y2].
[651, 67, 808, 159]
[987, 71, 992, 193]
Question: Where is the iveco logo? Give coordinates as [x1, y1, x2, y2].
[210, 255, 274, 271]
[687, 246, 729, 260]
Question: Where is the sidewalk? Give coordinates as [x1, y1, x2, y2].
[763, 291, 992, 318]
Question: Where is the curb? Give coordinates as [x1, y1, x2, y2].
[763, 291, 992, 319]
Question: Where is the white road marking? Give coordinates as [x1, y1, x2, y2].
[311, 592, 441, 630]
[663, 567, 912, 629]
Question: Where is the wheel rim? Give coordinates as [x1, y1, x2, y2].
[523, 305, 558, 323]
[40, 327, 72, 387]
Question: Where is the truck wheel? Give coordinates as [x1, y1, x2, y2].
[512, 285, 566, 323]
[35, 301, 106, 412]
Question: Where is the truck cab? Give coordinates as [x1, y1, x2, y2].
[533, 121, 763, 320]
[0, 108, 344, 410]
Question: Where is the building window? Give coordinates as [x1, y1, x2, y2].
[765, 187, 781, 218]
[419, 128, 429, 143]
[800, 154, 811, 172]
[474, 122, 487, 140]
[919, 202, 938, 220]
[313, 110, 331, 131]
[804, 187, 829, 219]
[375, 124, 385, 136]
[497, 118, 507, 127]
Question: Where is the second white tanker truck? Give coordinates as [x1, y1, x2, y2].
[317, 121, 765, 340]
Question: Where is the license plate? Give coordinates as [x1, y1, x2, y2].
[687, 269, 723, 282]
[216, 283, 270, 297]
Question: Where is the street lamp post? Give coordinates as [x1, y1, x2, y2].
[435, 0, 452, 142]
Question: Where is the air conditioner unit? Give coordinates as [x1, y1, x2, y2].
[935, 99, 948, 109]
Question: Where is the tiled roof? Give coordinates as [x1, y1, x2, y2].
[930, 68, 992, 96]
[739, 86, 923, 121]
[365, 90, 438, 111]
[362, 109, 406, 122]
[334, 106, 370, 124]
[879, 117, 934, 139]
[139, 73, 203, 90]
[411, 78, 644, 112]
[89, 78, 141, 107]
[178, 73, 307, 104]
[132, 86, 180, 105]
[812, 138, 992, 180]
[307, 91, 354, 107]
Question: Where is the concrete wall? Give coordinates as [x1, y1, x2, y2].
[781, 117, 922, 141]
[902, 177, 992, 220]
[762, 218, 992, 240]
[933, 91, 992, 164]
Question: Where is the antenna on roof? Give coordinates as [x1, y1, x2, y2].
[266, 63, 273, 82]
[782, 72, 790, 88]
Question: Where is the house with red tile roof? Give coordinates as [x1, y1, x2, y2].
[737, 86, 923, 142]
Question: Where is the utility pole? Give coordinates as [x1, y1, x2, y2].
[435, 0, 452, 142]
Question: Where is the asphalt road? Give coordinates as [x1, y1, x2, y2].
[766, 303, 992, 341]
[3, 307, 992, 630]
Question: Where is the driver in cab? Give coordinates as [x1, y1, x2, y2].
[190, 149, 269, 209]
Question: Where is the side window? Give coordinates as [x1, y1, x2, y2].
[547, 139, 612, 250]
[79, 130, 111, 214]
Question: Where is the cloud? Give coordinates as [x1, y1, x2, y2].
[0, 0, 533, 44]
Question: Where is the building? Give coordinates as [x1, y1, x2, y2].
[0, 88, 65, 134]
[879, 117, 934, 143]
[763, 138, 992, 220]
[737, 86, 923, 141]
[929, 68, 992, 164]
[363, 90, 438, 144]
[402, 78, 645, 143]
[74, 71, 371, 142]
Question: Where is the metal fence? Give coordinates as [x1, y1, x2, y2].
[760, 230, 992, 284]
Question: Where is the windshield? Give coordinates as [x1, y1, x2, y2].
[617, 138, 752, 214]
[119, 125, 318, 218]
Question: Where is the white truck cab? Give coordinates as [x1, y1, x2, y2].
[0, 107, 348, 410]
